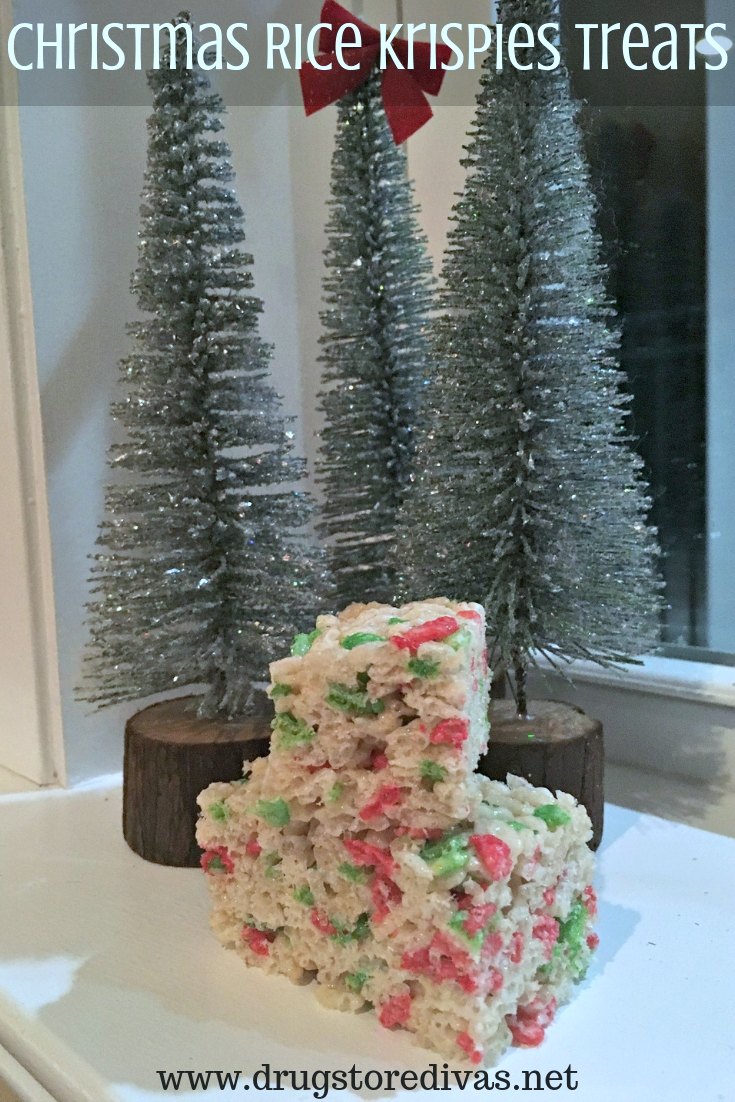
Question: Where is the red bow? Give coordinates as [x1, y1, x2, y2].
[299, 0, 453, 144]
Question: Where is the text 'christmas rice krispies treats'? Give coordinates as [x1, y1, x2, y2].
[197, 599, 599, 1066]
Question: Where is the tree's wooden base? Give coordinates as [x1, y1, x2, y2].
[123, 695, 271, 868]
[478, 699, 604, 850]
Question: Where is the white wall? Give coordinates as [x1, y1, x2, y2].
[17, 0, 485, 783]
[0, 0, 64, 789]
[20, 100, 324, 782]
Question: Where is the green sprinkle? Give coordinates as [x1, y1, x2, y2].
[533, 804, 572, 830]
[345, 970, 369, 993]
[327, 782, 344, 803]
[270, 683, 293, 699]
[352, 912, 372, 943]
[508, 820, 531, 832]
[341, 632, 385, 650]
[290, 629, 320, 657]
[420, 759, 448, 788]
[338, 861, 369, 884]
[326, 683, 385, 717]
[254, 798, 290, 827]
[559, 901, 589, 959]
[208, 855, 226, 872]
[264, 852, 283, 879]
[272, 711, 317, 750]
[331, 911, 371, 946]
[527, 731, 536, 740]
[388, 617, 407, 625]
[209, 801, 229, 823]
[420, 832, 458, 862]
[420, 832, 470, 878]
[408, 657, 441, 679]
[446, 626, 472, 650]
[293, 885, 314, 906]
[448, 912, 484, 953]
[541, 942, 566, 976]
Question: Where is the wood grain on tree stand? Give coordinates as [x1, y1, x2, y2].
[478, 699, 604, 850]
[123, 695, 270, 867]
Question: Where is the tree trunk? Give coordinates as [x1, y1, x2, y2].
[478, 699, 604, 850]
[123, 695, 271, 867]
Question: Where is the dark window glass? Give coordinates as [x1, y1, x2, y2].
[564, 1, 710, 651]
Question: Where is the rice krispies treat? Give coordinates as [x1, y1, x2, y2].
[265, 599, 490, 827]
[198, 770, 597, 1065]
[196, 599, 598, 1065]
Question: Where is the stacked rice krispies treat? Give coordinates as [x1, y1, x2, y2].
[197, 599, 598, 1065]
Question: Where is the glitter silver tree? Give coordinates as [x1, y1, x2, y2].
[316, 70, 434, 608]
[80, 14, 324, 720]
[398, 0, 663, 716]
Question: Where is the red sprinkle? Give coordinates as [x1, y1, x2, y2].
[587, 932, 600, 951]
[306, 762, 331, 774]
[486, 967, 504, 995]
[509, 931, 525, 964]
[370, 750, 389, 772]
[359, 784, 403, 822]
[241, 924, 275, 957]
[507, 1015, 545, 1048]
[470, 835, 513, 881]
[532, 914, 560, 959]
[457, 1031, 483, 1064]
[310, 908, 337, 937]
[401, 931, 478, 992]
[525, 845, 543, 873]
[583, 885, 598, 918]
[390, 616, 459, 655]
[378, 993, 412, 1029]
[458, 974, 479, 994]
[481, 932, 504, 962]
[453, 891, 475, 911]
[518, 995, 557, 1029]
[458, 609, 482, 623]
[463, 902, 497, 936]
[400, 945, 428, 971]
[543, 886, 556, 908]
[371, 872, 402, 924]
[200, 846, 234, 875]
[343, 838, 396, 876]
[245, 837, 262, 858]
[430, 717, 469, 749]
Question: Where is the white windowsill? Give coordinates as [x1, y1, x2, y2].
[527, 653, 735, 803]
[534, 653, 735, 709]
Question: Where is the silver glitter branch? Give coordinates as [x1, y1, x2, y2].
[398, 0, 663, 716]
[79, 14, 327, 720]
[316, 70, 435, 608]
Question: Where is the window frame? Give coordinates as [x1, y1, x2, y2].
[0, 0, 65, 791]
